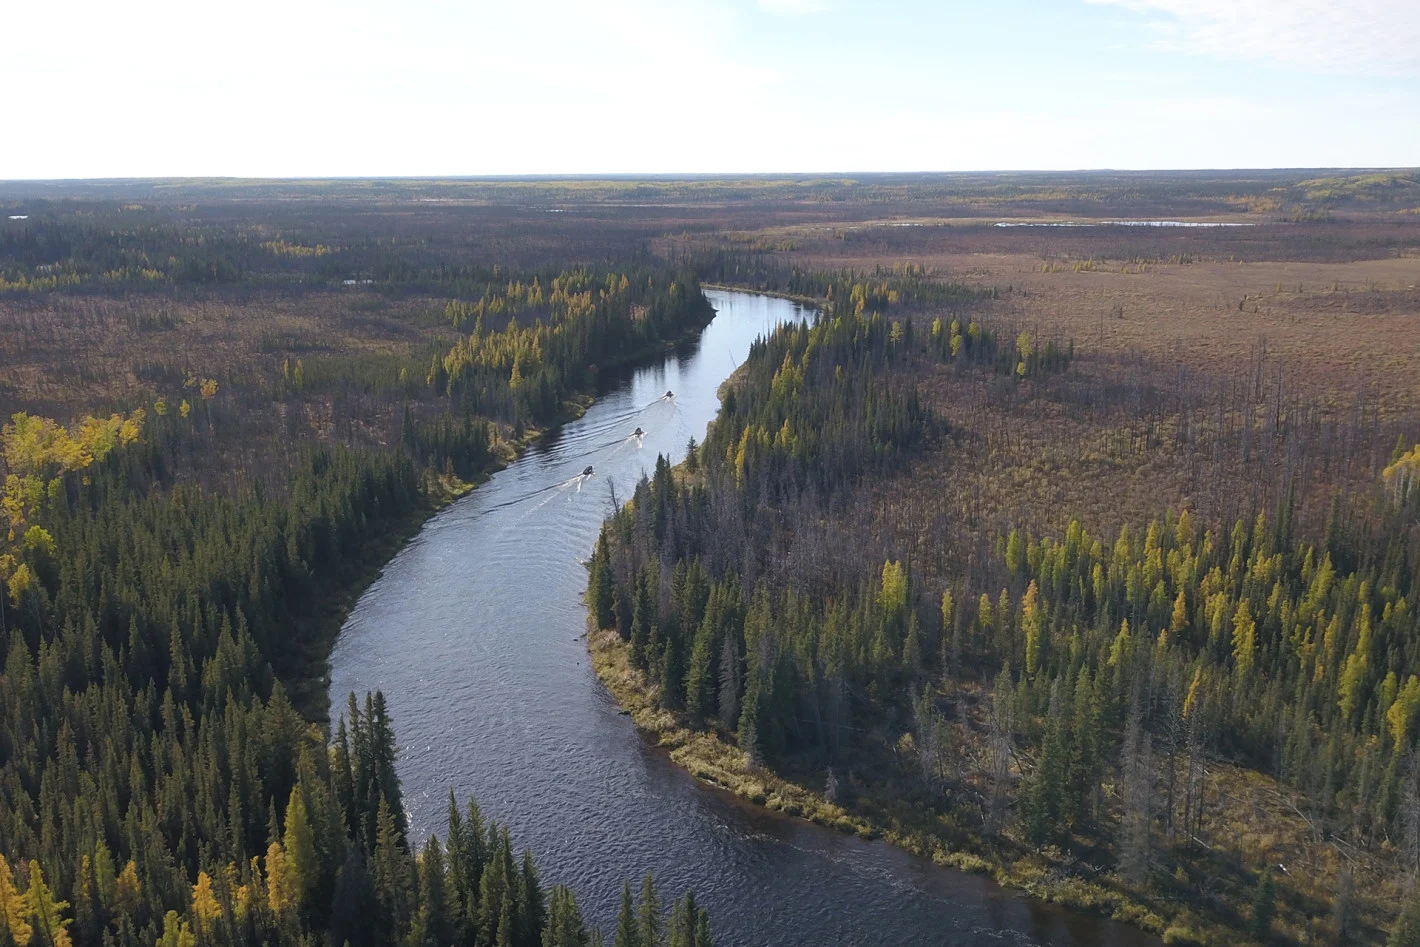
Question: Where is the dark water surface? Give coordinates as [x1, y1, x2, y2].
[329, 290, 1159, 947]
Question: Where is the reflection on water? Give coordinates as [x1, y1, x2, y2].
[328, 290, 1159, 947]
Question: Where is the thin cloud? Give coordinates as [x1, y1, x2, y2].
[758, 0, 828, 13]
[1089, 0, 1420, 75]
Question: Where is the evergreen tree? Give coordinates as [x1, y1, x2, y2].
[613, 882, 638, 947]
[1250, 867, 1276, 940]
[518, 849, 546, 947]
[330, 847, 377, 947]
[1025, 680, 1069, 844]
[542, 886, 589, 947]
[373, 797, 414, 938]
[497, 894, 516, 947]
[636, 872, 662, 947]
[415, 835, 452, 947]
[588, 531, 616, 632]
[717, 635, 740, 731]
[284, 786, 319, 913]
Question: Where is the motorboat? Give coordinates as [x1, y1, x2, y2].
[665, 390, 674, 398]
[582, 465, 594, 477]
[633, 427, 644, 437]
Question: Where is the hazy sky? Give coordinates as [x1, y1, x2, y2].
[6, 0, 1418, 178]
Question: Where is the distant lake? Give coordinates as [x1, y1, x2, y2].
[994, 220, 1254, 228]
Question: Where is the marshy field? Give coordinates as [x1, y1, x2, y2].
[2, 170, 1418, 946]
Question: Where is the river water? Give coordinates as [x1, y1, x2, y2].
[328, 289, 1158, 946]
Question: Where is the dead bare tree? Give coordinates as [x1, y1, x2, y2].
[1120, 702, 1154, 884]
[984, 672, 1014, 837]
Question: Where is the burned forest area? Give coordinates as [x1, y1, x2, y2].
[2, 171, 1420, 946]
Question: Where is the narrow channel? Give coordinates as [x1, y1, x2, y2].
[328, 289, 1158, 947]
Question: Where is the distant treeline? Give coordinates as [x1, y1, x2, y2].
[682, 250, 993, 308]
[0, 214, 699, 297]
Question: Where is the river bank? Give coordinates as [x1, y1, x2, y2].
[577, 291, 1213, 945]
[292, 300, 718, 722]
[331, 288, 1166, 945]
[587, 620, 1222, 944]
[700, 282, 824, 308]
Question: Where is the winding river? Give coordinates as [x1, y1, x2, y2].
[328, 289, 1158, 946]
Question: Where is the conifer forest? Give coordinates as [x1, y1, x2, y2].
[1, 173, 1419, 945]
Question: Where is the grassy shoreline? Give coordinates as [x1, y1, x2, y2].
[586, 627, 1249, 943]
[701, 282, 823, 308]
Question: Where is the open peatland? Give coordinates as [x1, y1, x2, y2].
[1, 170, 1417, 945]
[587, 172, 1420, 945]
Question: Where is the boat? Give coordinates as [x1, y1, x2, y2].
[582, 465, 594, 477]
[633, 427, 644, 437]
[665, 390, 674, 398]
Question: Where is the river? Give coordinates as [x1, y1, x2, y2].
[328, 289, 1159, 946]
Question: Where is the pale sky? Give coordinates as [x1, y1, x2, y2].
[5, 0, 1418, 178]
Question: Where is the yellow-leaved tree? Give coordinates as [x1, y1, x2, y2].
[1021, 580, 1044, 677]
[1232, 599, 1256, 679]
[24, 860, 73, 947]
[1338, 606, 1372, 721]
[0, 855, 32, 946]
[266, 842, 296, 919]
[113, 860, 141, 918]
[283, 787, 317, 909]
[878, 560, 908, 618]
[157, 910, 195, 947]
[1382, 444, 1419, 502]
[1387, 674, 1420, 752]
[1, 409, 144, 598]
[192, 871, 221, 926]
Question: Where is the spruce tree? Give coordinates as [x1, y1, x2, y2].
[717, 636, 740, 731]
[372, 797, 413, 938]
[630, 569, 655, 669]
[542, 885, 589, 947]
[369, 691, 407, 837]
[636, 872, 662, 947]
[497, 895, 516, 947]
[1250, 867, 1276, 940]
[447, 793, 472, 939]
[330, 847, 376, 947]
[684, 620, 716, 723]
[667, 892, 698, 947]
[416, 835, 452, 947]
[588, 531, 616, 632]
[1025, 680, 1068, 844]
[518, 849, 546, 947]
[613, 882, 639, 947]
[693, 908, 713, 947]
[479, 831, 513, 943]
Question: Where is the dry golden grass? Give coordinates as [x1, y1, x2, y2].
[650, 211, 1420, 944]
[787, 226, 1420, 415]
[0, 290, 451, 416]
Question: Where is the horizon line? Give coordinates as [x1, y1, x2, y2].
[2, 167, 1417, 186]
